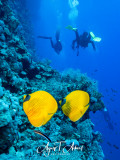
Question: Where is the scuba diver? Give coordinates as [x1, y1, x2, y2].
[66, 25, 101, 56]
[102, 107, 114, 130]
[38, 30, 62, 55]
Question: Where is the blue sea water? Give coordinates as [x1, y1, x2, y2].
[26, 0, 120, 159]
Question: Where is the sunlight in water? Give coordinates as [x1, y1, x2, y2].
[69, 8, 78, 20]
[69, 0, 79, 8]
[68, 0, 79, 21]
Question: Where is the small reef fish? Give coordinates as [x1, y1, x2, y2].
[113, 144, 119, 150]
[111, 88, 117, 93]
[23, 91, 58, 127]
[94, 69, 98, 72]
[107, 142, 112, 146]
[34, 130, 51, 142]
[110, 98, 114, 102]
[59, 90, 90, 122]
[113, 110, 118, 114]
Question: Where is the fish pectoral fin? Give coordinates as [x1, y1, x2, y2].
[84, 103, 90, 107]
[48, 113, 54, 115]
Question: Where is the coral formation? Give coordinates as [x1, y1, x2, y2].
[0, 0, 104, 159]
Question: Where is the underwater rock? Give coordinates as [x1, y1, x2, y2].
[4, 27, 11, 37]
[0, 49, 7, 55]
[0, 86, 4, 97]
[21, 55, 31, 69]
[0, 60, 9, 72]
[77, 119, 94, 144]
[89, 141, 104, 160]
[0, 26, 4, 34]
[0, 34, 6, 41]
[35, 74, 41, 79]
[65, 139, 79, 146]
[11, 62, 23, 73]
[19, 71, 27, 77]
[0, 0, 2, 6]
[0, 100, 12, 127]
[0, 20, 4, 27]
[90, 96, 97, 103]
[90, 101, 105, 112]
[8, 15, 19, 31]
[8, 146, 16, 156]
[16, 42, 27, 54]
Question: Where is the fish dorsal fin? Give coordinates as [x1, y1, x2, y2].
[59, 98, 66, 106]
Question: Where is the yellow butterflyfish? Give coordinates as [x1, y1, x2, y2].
[23, 91, 58, 127]
[59, 90, 90, 122]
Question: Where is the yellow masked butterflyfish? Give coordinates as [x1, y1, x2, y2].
[23, 91, 58, 127]
[59, 90, 90, 122]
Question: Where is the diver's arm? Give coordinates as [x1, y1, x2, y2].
[38, 36, 52, 39]
[50, 38, 54, 48]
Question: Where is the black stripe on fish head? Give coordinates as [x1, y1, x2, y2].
[23, 94, 31, 102]
[61, 98, 66, 106]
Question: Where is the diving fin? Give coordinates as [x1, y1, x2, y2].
[90, 32, 95, 39]
[92, 37, 102, 42]
[66, 25, 77, 31]
[90, 32, 101, 42]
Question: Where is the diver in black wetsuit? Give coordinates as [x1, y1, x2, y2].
[38, 30, 62, 54]
[102, 108, 114, 130]
[72, 29, 96, 56]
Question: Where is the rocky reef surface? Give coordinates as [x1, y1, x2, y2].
[0, 0, 104, 159]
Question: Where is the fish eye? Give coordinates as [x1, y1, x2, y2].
[26, 94, 30, 98]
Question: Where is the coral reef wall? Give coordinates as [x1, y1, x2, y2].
[8, 0, 35, 53]
[0, 0, 104, 159]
